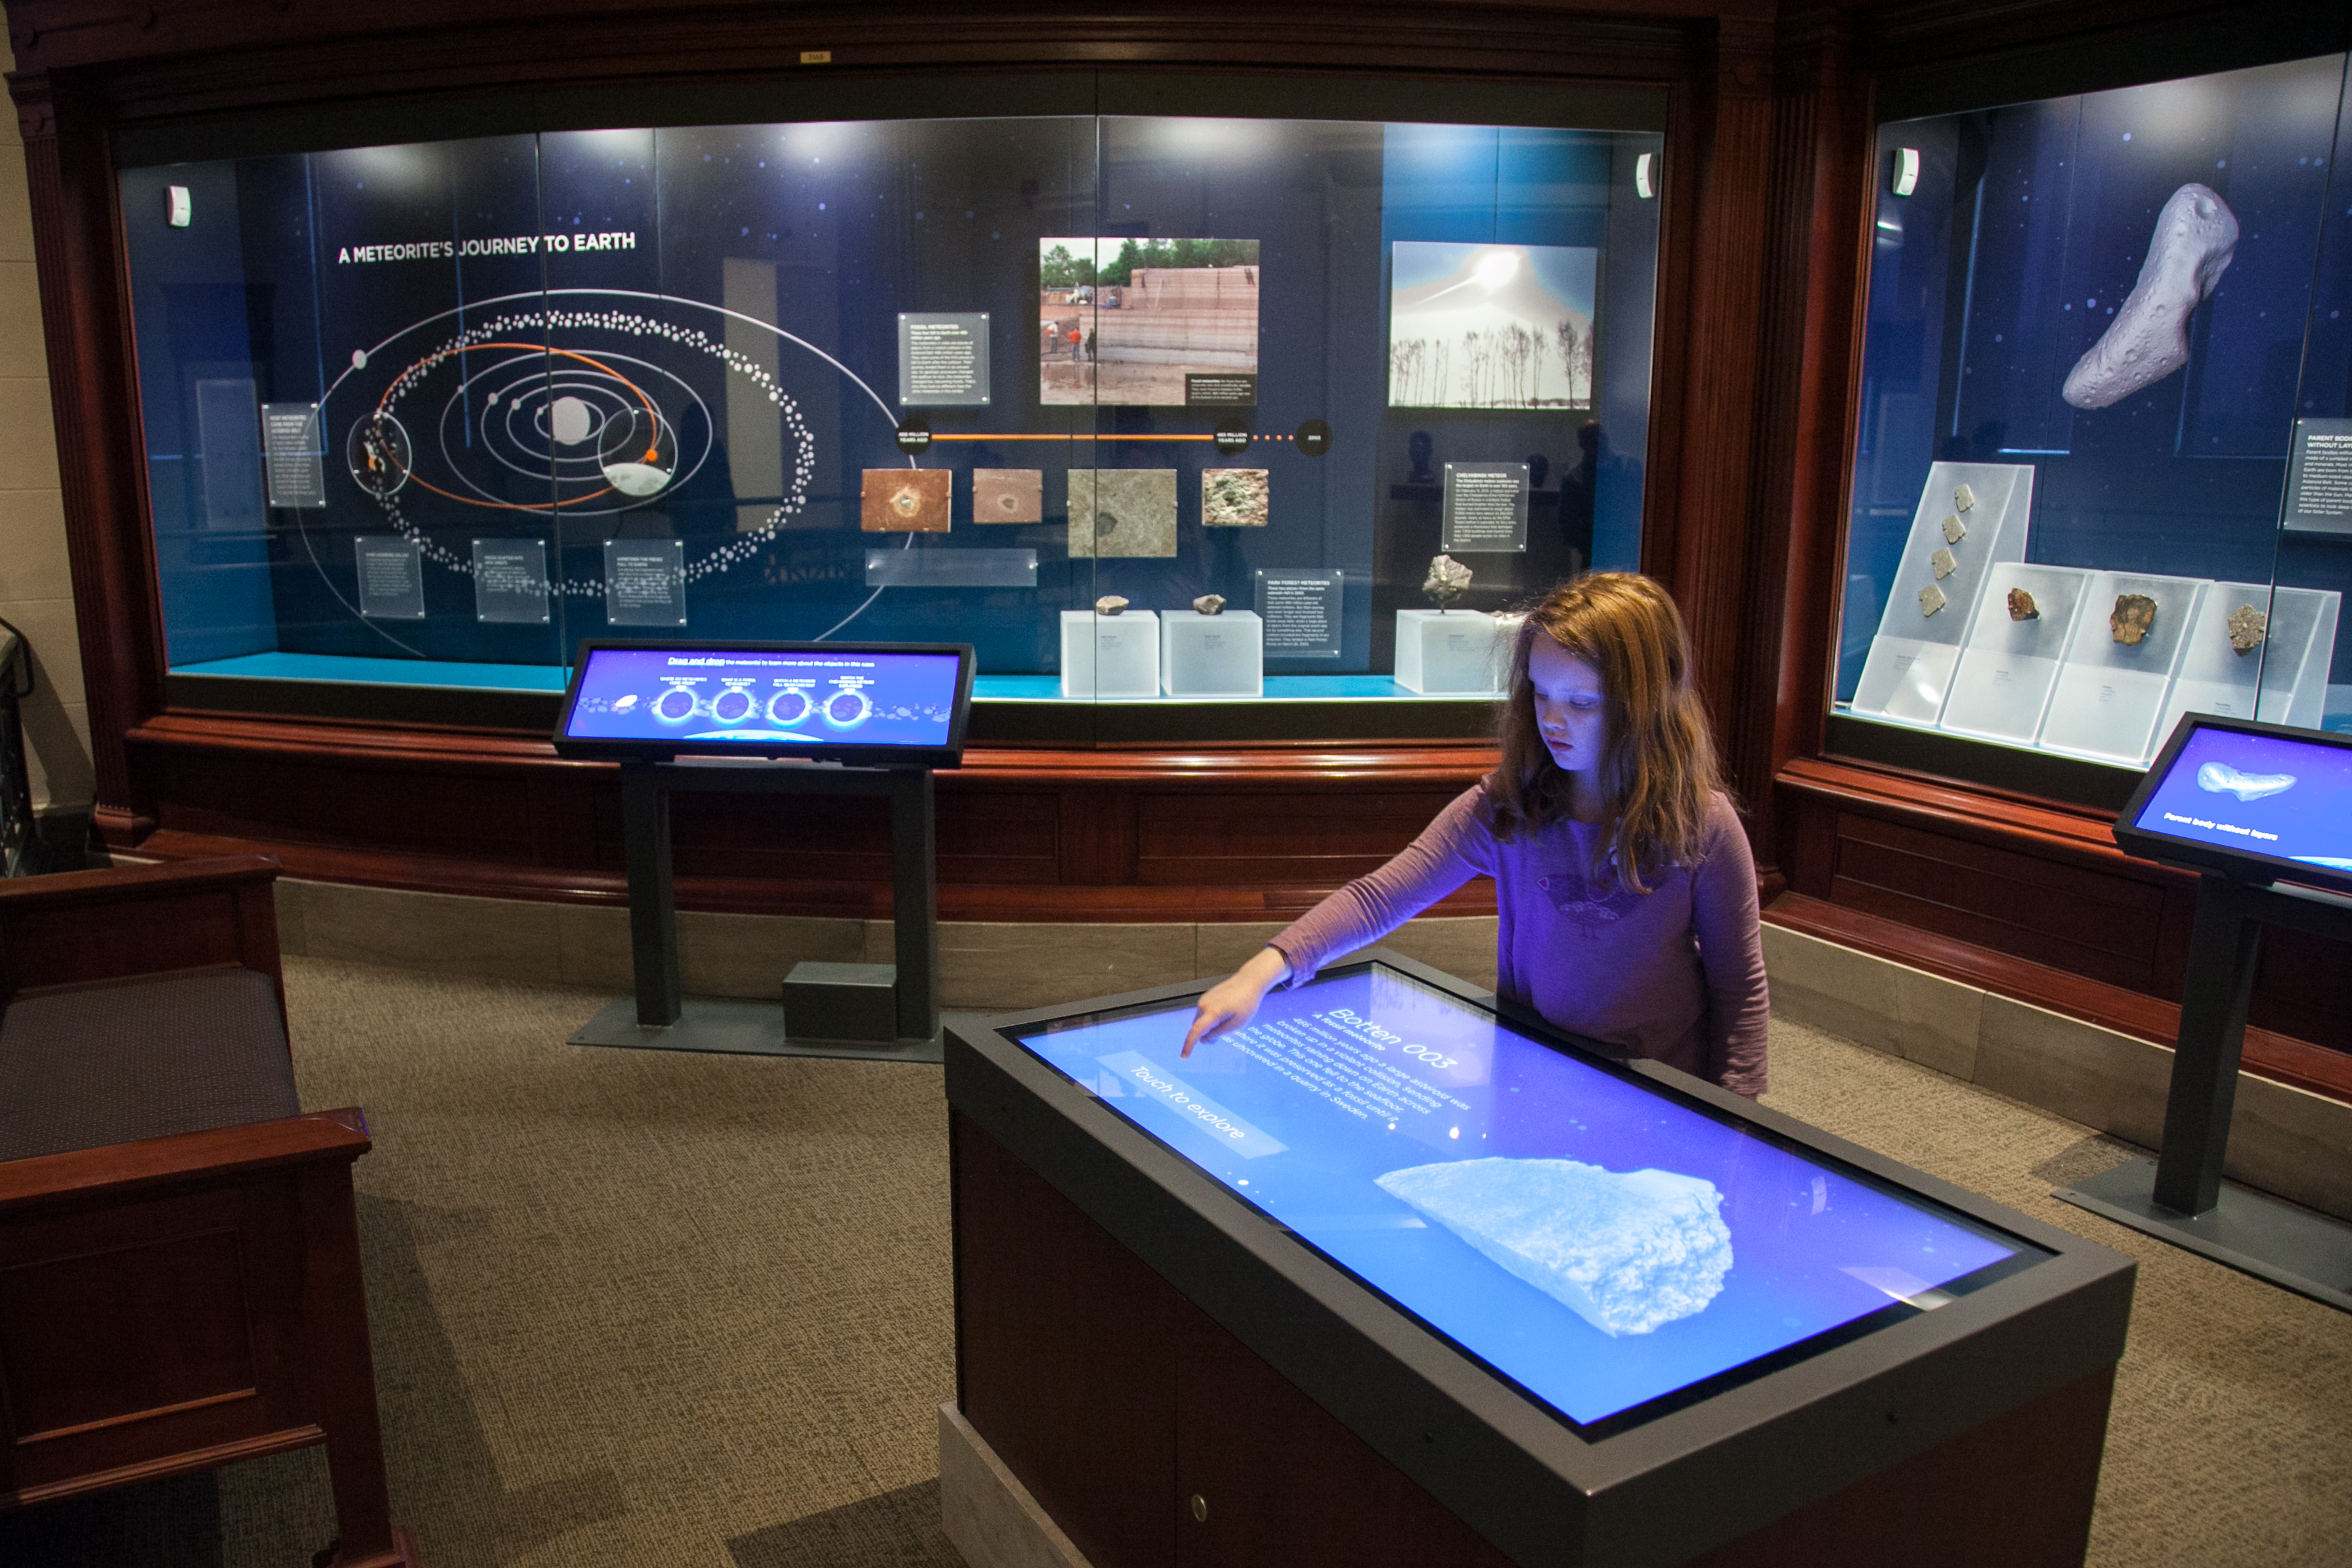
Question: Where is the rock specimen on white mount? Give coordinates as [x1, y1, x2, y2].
[1192, 594, 1226, 616]
[1377, 1157, 1733, 1337]
[2063, 183, 2239, 410]
[2111, 593, 2158, 646]
[2227, 603, 2268, 655]
[1942, 512, 1967, 544]
[1424, 553, 1473, 609]
[2007, 587, 2040, 621]
[1918, 582, 1947, 617]
[1953, 483, 1977, 513]
[1930, 546, 1957, 579]
[2197, 761, 2295, 802]
[1094, 595, 1129, 617]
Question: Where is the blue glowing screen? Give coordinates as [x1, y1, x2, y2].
[2132, 726, 2352, 878]
[1013, 967, 2030, 1429]
[564, 647, 961, 749]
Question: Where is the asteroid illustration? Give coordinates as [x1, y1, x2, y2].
[1919, 582, 1947, 617]
[860, 468, 951, 533]
[2227, 603, 2268, 655]
[2110, 594, 2158, 646]
[1192, 594, 1226, 617]
[1424, 553, 1473, 610]
[1953, 483, 1977, 513]
[1942, 512, 1968, 545]
[602, 460, 673, 497]
[1930, 546, 1957, 580]
[973, 468, 1043, 524]
[2063, 183, 2239, 410]
[2007, 588, 2039, 621]
[1067, 469, 1177, 558]
[1202, 467, 1270, 527]
[2197, 761, 2295, 802]
[1094, 595, 1129, 617]
[1376, 1157, 1733, 1337]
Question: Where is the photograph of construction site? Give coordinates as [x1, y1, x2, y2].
[1038, 237, 1261, 406]
[1387, 241, 1596, 410]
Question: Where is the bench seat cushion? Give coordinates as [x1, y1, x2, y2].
[0, 968, 299, 1164]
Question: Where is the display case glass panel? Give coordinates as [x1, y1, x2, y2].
[1841, 53, 2352, 779]
[120, 85, 1664, 737]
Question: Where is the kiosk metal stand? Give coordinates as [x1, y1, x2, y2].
[2056, 872, 2352, 1311]
[570, 758, 943, 1062]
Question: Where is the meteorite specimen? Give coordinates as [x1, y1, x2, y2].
[1953, 483, 1978, 513]
[1942, 512, 1968, 544]
[1424, 553, 1473, 611]
[1918, 582, 1948, 617]
[2064, 183, 2239, 410]
[972, 468, 1043, 523]
[1094, 595, 1129, 617]
[2227, 603, 2268, 655]
[1192, 594, 1227, 617]
[1930, 546, 1957, 580]
[1067, 469, 1178, 558]
[859, 468, 951, 533]
[1201, 468, 1270, 527]
[2110, 594, 2158, 646]
[2007, 587, 2040, 621]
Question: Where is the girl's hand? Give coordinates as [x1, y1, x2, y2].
[1183, 947, 1292, 1056]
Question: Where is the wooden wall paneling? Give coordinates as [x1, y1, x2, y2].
[1132, 785, 1469, 889]
[1055, 783, 1139, 889]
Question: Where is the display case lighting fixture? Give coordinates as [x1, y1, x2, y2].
[1634, 152, 1657, 199]
[1891, 148, 1921, 197]
[165, 185, 192, 227]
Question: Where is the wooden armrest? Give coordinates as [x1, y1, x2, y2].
[0, 854, 284, 1000]
[0, 1108, 369, 1213]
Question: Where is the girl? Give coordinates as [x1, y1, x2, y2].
[1184, 572, 1768, 1096]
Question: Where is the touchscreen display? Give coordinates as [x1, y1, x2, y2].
[2129, 724, 2352, 881]
[563, 646, 962, 750]
[1011, 966, 2037, 1431]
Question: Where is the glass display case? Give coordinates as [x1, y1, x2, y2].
[121, 84, 1664, 739]
[1841, 52, 2352, 781]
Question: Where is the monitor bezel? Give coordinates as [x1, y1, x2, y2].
[2115, 712, 2352, 897]
[551, 638, 976, 766]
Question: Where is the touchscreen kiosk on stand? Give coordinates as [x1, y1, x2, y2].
[944, 954, 2134, 1568]
[554, 641, 973, 1061]
[2070, 714, 2352, 1310]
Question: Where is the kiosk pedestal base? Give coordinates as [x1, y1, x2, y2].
[2057, 1158, 2352, 1312]
[570, 995, 943, 1063]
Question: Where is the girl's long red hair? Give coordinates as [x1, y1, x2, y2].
[1489, 573, 1726, 892]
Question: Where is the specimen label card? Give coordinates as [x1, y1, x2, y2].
[2282, 418, 2352, 535]
[472, 538, 551, 624]
[1255, 568, 1344, 659]
[261, 401, 328, 508]
[604, 538, 687, 626]
[355, 535, 425, 619]
[1441, 463, 1529, 553]
[898, 313, 990, 406]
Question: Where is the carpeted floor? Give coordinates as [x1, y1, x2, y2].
[4, 955, 2347, 1567]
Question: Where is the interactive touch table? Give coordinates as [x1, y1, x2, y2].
[945, 954, 2135, 1568]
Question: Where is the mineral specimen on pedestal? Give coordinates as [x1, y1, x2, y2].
[1930, 546, 1957, 580]
[1424, 553, 1473, 610]
[2007, 587, 2039, 621]
[1192, 594, 1226, 617]
[2064, 184, 2239, 410]
[1919, 582, 1947, 617]
[2227, 603, 2267, 655]
[1942, 512, 1968, 544]
[2111, 594, 2158, 645]
[1953, 483, 1977, 513]
[1375, 1157, 1733, 1338]
[1094, 595, 1128, 617]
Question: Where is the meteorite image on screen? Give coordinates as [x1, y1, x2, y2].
[860, 468, 951, 533]
[1375, 1157, 1733, 1337]
[2110, 593, 2158, 646]
[1202, 468, 1269, 527]
[2197, 761, 2295, 802]
[1067, 469, 1177, 558]
[972, 468, 1043, 524]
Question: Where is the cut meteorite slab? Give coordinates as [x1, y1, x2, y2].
[2110, 593, 2158, 646]
[2227, 603, 2268, 655]
[2007, 587, 2040, 621]
[1424, 552, 1473, 609]
[1093, 595, 1129, 617]
[1375, 1156, 1733, 1338]
[1067, 469, 1177, 558]
[1201, 467, 1270, 527]
[860, 468, 951, 533]
[972, 468, 1043, 524]
[1953, 483, 1977, 513]
[1942, 512, 1967, 544]
[1192, 594, 1226, 617]
[1918, 582, 1948, 617]
[1930, 546, 1957, 580]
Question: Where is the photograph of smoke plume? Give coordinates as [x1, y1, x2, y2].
[1387, 241, 1596, 410]
[1038, 237, 1260, 405]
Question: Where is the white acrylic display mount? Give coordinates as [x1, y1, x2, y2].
[2156, 583, 2343, 739]
[1937, 562, 2091, 745]
[1060, 609, 1161, 699]
[1850, 462, 2035, 726]
[2038, 571, 2207, 767]
[1161, 610, 1263, 697]
[1395, 609, 1503, 695]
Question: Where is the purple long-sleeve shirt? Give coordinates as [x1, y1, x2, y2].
[1267, 784, 1770, 1095]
